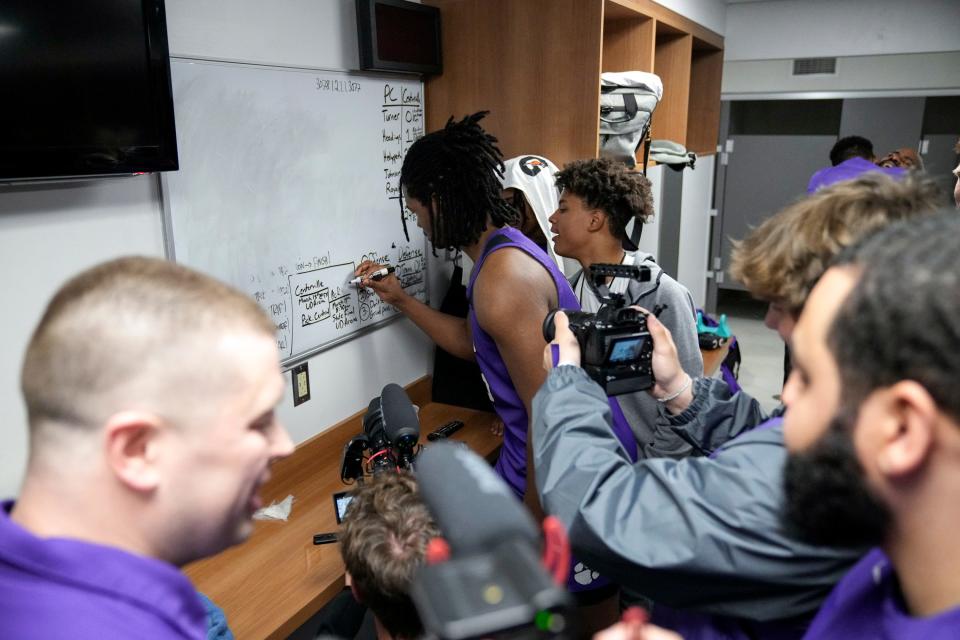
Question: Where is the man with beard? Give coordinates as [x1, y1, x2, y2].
[782, 211, 960, 638]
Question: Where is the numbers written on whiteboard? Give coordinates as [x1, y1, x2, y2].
[315, 78, 361, 94]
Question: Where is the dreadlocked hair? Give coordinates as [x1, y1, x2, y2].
[400, 111, 519, 252]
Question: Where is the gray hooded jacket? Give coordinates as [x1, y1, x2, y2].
[533, 366, 863, 622]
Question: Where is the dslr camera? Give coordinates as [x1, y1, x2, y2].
[543, 263, 659, 396]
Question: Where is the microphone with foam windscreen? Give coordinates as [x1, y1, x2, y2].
[380, 383, 420, 467]
[415, 442, 540, 556]
[362, 396, 395, 473]
[412, 443, 573, 640]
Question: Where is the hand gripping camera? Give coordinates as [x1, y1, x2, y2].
[543, 263, 660, 396]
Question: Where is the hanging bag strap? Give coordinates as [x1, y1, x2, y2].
[641, 117, 653, 177]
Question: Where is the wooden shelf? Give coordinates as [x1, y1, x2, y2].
[687, 40, 724, 155]
[425, 0, 604, 167]
[652, 29, 692, 146]
[602, 13, 655, 73]
[605, 0, 723, 49]
[424, 0, 723, 168]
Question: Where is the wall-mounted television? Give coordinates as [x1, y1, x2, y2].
[0, 0, 179, 181]
[357, 0, 442, 76]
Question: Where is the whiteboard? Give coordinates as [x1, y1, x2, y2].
[162, 58, 427, 365]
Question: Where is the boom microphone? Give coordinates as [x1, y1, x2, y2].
[363, 395, 395, 473]
[381, 383, 420, 466]
[412, 443, 573, 640]
[415, 442, 540, 557]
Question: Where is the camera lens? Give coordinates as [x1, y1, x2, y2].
[542, 309, 559, 342]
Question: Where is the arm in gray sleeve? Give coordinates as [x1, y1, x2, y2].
[620, 274, 704, 458]
[660, 375, 779, 455]
[533, 366, 859, 621]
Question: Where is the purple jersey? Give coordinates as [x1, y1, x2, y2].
[807, 157, 904, 194]
[802, 547, 960, 639]
[467, 226, 638, 498]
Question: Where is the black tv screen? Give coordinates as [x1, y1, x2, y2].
[358, 0, 442, 75]
[0, 0, 178, 181]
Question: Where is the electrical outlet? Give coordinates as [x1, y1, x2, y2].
[292, 362, 310, 406]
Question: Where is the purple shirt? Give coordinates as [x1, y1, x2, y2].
[807, 157, 905, 193]
[652, 604, 810, 640]
[467, 226, 637, 499]
[804, 547, 960, 639]
[0, 500, 206, 639]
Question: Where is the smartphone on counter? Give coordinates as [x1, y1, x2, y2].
[333, 490, 354, 524]
[313, 532, 339, 545]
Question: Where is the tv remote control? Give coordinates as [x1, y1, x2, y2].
[427, 420, 464, 441]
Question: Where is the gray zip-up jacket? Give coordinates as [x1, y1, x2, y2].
[569, 251, 703, 458]
[532, 366, 862, 623]
[657, 374, 773, 454]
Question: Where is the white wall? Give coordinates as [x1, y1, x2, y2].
[166, 0, 360, 69]
[677, 155, 714, 308]
[0, 178, 166, 497]
[0, 0, 439, 498]
[725, 0, 960, 62]
[723, 51, 960, 97]
[722, 0, 960, 96]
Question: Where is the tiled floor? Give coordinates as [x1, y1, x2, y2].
[716, 292, 785, 415]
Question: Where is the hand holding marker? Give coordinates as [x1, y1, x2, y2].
[354, 260, 408, 308]
[350, 265, 395, 287]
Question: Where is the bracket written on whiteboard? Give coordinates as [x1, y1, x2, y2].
[160, 58, 429, 368]
[251, 245, 427, 364]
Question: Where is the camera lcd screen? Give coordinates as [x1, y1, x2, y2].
[333, 491, 354, 524]
[607, 336, 646, 363]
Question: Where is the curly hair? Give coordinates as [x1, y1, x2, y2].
[339, 472, 438, 639]
[399, 111, 519, 252]
[729, 173, 943, 317]
[554, 158, 654, 244]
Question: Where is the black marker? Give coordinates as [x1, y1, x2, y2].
[349, 266, 395, 286]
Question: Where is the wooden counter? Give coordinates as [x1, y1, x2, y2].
[185, 377, 501, 640]
[701, 341, 731, 377]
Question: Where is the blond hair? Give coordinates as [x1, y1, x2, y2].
[21, 256, 275, 435]
[730, 173, 943, 316]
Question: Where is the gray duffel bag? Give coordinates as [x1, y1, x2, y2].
[599, 71, 663, 171]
